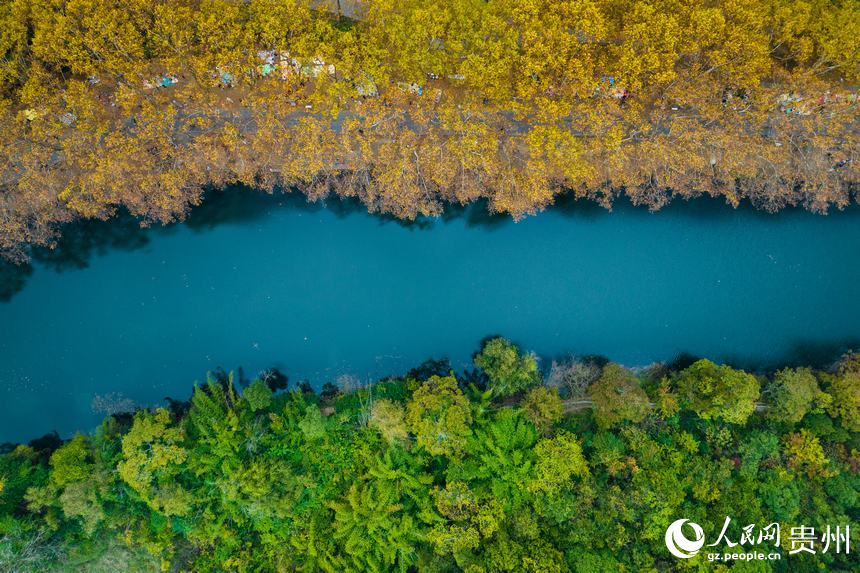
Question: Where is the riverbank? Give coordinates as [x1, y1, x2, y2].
[1, 338, 857, 572]
[1, 1, 857, 259]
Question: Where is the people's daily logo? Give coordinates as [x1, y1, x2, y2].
[665, 519, 705, 558]
[665, 517, 849, 562]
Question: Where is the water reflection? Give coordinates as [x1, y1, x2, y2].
[0, 213, 151, 302]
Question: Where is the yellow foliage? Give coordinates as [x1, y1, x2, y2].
[0, 0, 855, 257]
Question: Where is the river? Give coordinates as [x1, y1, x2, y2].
[1, 190, 859, 442]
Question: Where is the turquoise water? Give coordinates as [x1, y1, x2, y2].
[1, 191, 859, 442]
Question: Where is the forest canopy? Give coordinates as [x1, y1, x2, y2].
[1, 338, 858, 572]
[0, 0, 857, 259]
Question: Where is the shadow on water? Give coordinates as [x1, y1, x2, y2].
[185, 186, 325, 230]
[594, 339, 857, 375]
[0, 258, 33, 302]
[1, 430, 63, 456]
[439, 191, 791, 228]
[438, 200, 510, 231]
[1, 212, 152, 302]
[1, 186, 330, 302]
[187, 186, 439, 231]
[35, 213, 152, 272]
[721, 337, 860, 372]
[665, 352, 703, 371]
[187, 185, 521, 232]
[654, 193, 860, 222]
[778, 338, 860, 369]
[552, 191, 613, 220]
[663, 337, 859, 373]
[659, 194, 746, 221]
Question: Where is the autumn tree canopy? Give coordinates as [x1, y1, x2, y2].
[0, 0, 857, 259]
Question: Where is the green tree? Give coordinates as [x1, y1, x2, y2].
[243, 379, 273, 412]
[22, 434, 108, 535]
[299, 404, 327, 441]
[370, 399, 409, 444]
[520, 386, 564, 434]
[784, 429, 831, 477]
[328, 480, 424, 572]
[474, 337, 540, 397]
[825, 370, 860, 432]
[529, 430, 589, 494]
[48, 435, 91, 487]
[117, 408, 192, 516]
[449, 409, 538, 509]
[0, 446, 47, 517]
[405, 375, 472, 457]
[767, 367, 821, 424]
[57, 480, 104, 535]
[587, 364, 650, 429]
[674, 359, 760, 424]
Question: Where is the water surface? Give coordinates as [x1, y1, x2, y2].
[1, 192, 859, 442]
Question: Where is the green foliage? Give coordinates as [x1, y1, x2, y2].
[1, 347, 858, 572]
[0, 446, 48, 517]
[48, 435, 92, 488]
[529, 431, 589, 494]
[674, 359, 760, 424]
[520, 386, 564, 433]
[449, 409, 538, 511]
[784, 428, 831, 477]
[116, 408, 191, 516]
[299, 404, 327, 441]
[243, 379, 273, 412]
[767, 367, 822, 424]
[328, 479, 425, 572]
[406, 375, 472, 457]
[57, 480, 104, 535]
[587, 363, 650, 429]
[826, 371, 860, 432]
[474, 337, 540, 397]
[369, 399, 408, 444]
